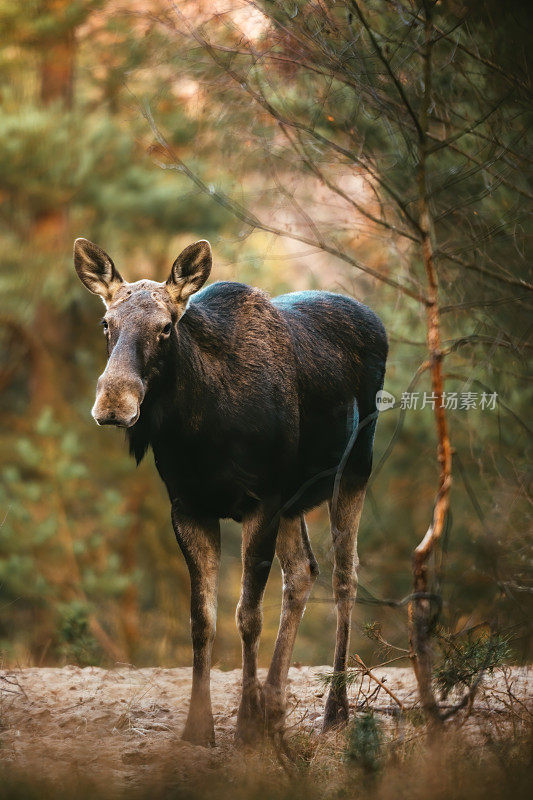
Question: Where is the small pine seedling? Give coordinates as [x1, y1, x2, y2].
[344, 713, 383, 774]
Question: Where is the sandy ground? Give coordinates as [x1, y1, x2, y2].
[0, 665, 531, 792]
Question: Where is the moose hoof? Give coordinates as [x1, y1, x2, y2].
[322, 691, 349, 732]
[263, 684, 287, 735]
[235, 681, 265, 745]
[182, 714, 215, 747]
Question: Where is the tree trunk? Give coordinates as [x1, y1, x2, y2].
[408, 1, 453, 724]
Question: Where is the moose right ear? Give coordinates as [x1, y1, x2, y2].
[74, 238, 123, 306]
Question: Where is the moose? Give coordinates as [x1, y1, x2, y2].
[74, 237, 388, 746]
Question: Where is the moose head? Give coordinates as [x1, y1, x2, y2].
[74, 238, 212, 427]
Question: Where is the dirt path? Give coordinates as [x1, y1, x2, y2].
[0, 665, 531, 793]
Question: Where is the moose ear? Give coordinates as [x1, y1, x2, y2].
[74, 238, 123, 305]
[166, 240, 212, 304]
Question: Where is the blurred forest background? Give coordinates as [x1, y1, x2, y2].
[0, 0, 531, 673]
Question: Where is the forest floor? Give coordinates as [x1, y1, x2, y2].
[0, 665, 531, 799]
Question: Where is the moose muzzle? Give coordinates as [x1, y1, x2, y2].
[91, 371, 145, 428]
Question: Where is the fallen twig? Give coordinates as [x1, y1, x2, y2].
[353, 655, 406, 710]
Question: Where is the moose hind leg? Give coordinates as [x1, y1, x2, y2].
[323, 482, 367, 731]
[172, 508, 220, 746]
[264, 515, 318, 732]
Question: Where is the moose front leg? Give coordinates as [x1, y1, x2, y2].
[172, 508, 220, 746]
[235, 504, 279, 744]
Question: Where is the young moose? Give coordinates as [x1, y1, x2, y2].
[74, 237, 387, 746]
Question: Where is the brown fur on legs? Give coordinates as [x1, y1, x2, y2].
[172, 510, 220, 746]
[235, 503, 279, 744]
[264, 515, 318, 734]
[323, 483, 367, 732]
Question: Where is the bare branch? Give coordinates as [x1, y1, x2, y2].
[143, 105, 426, 303]
[349, 0, 424, 142]
[436, 251, 533, 292]
[169, 2, 424, 237]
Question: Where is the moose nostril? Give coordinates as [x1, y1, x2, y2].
[109, 411, 116, 419]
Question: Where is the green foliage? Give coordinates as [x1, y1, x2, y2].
[434, 629, 511, 698]
[344, 712, 383, 774]
[318, 669, 359, 692]
[0, 406, 136, 659]
[0, 106, 231, 239]
[57, 601, 100, 666]
[362, 622, 384, 643]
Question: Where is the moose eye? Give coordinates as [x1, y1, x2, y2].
[161, 322, 172, 336]
[101, 319, 109, 333]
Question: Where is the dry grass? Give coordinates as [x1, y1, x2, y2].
[0, 666, 531, 799]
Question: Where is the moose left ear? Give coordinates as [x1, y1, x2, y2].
[166, 240, 212, 305]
